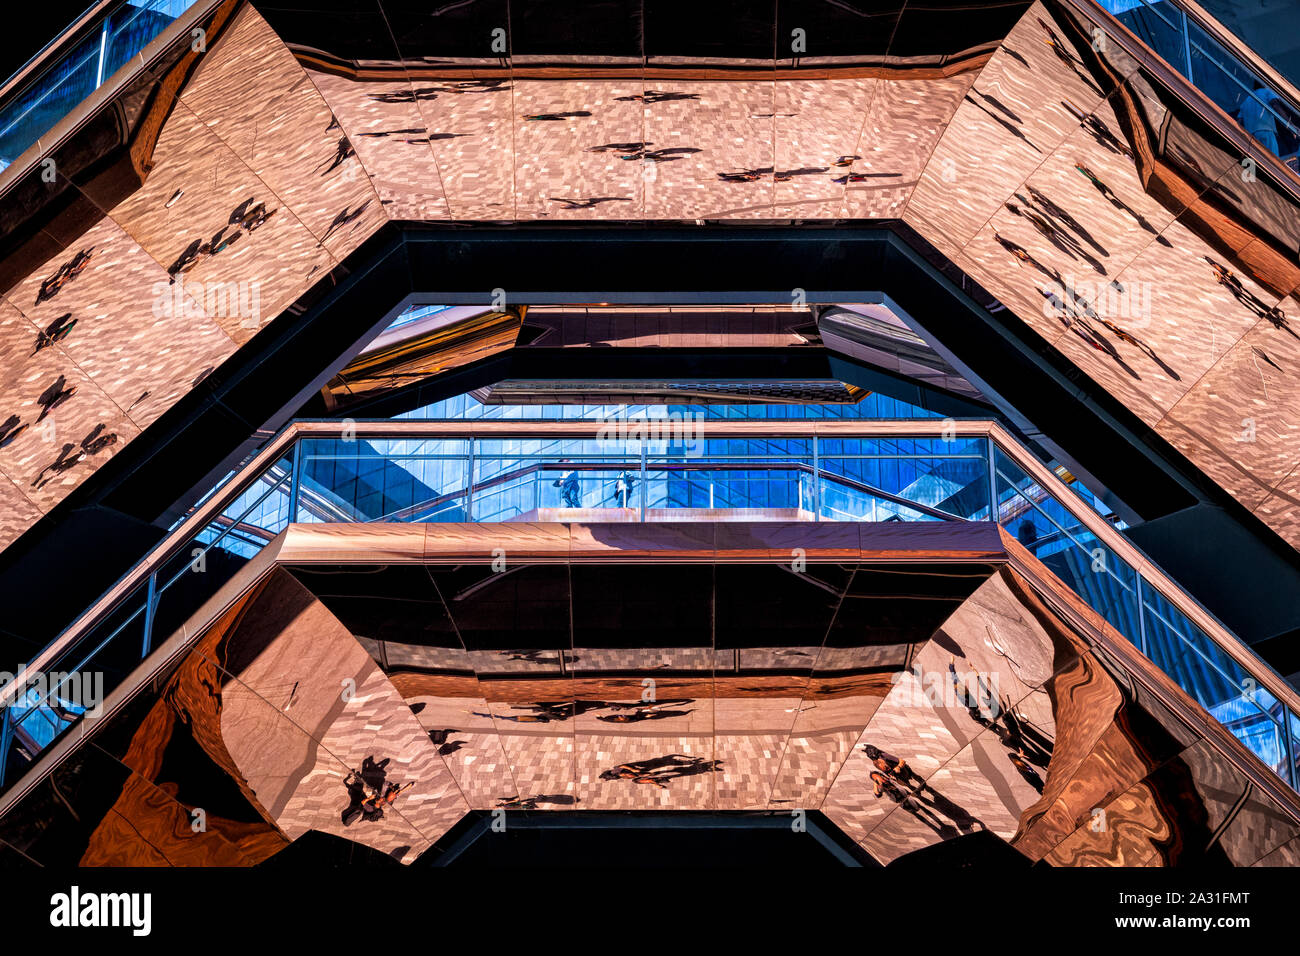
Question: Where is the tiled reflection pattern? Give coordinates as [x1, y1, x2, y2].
[0, 3, 387, 547]
[904, 1, 1300, 549]
[9, 0, 1300, 553]
[2, 551, 1298, 866]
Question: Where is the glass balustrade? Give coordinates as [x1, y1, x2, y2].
[1098, 0, 1300, 170]
[0, 1, 201, 171]
[3, 425, 1296, 796]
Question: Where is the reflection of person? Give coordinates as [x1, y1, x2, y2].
[597, 707, 692, 723]
[614, 470, 637, 508]
[32, 423, 118, 489]
[554, 467, 581, 508]
[0, 415, 26, 448]
[34, 313, 76, 354]
[862, 744, 924, 788]
[1008, 749, 1045, 794]
[871, 759, 983, 836]
[475, 701, 574, 723]
[36, 375, 77, 421]
[357, 780, 413, 822]
[948, 656, 973, 711]
[599, 754, 722, 788]
[870, 770, 899, 800]
[341, 773, 368, 826]
[36, 248, 95, 305]
[342, 758, 405, 826]
[79, 423, 117, 455]
[1238, 85, 1282, 154]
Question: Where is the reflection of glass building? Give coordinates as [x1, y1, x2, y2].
[2, 0, 1300, 870]
[0, 2, 201, 170]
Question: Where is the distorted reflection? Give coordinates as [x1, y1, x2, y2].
[3, 0, 1300, 869]
[2, 520, 1292, 866]
[1, 0, 1299, 553]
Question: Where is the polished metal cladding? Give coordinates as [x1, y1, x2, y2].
[1, 521, 1294, 866]
[2, 0, 1300, 870]
[0, 0, 1296, 550]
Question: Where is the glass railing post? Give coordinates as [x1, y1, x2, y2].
[1285, 706, 1298, 789]
[466, 438, 476, 521]
[639, 436, 647, 522]
[95, 20, 108, 88]
[985, 438, 997, 523]
[0, 705, 10, 789]
[140, 571, 158, 659]
[1137, 575, 1149, 656]
[287, 440, 302, 524]
[812, 434, 821, 522]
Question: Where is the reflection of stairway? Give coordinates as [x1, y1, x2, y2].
[217, 569, 469, 863]
[822, 569, 1064, 865]
[899, 473, 963, 510]
[10, 522, 1298, 868]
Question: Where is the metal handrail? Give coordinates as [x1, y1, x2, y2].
[1103, 0, 1300, 137]
[347, 457, 970, 525]
[2, 416, 1297, 801]
[1173, 0, 1300, 110]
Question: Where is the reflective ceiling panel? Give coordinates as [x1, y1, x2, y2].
[2, 524, 1297, 865]
[1, 0, 1300, 554]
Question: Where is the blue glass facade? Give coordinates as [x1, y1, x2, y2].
[0, 1, 200, 169]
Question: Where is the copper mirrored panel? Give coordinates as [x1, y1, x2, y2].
[3, 522, 1295, 866]
[1, 0, 1299, 554]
